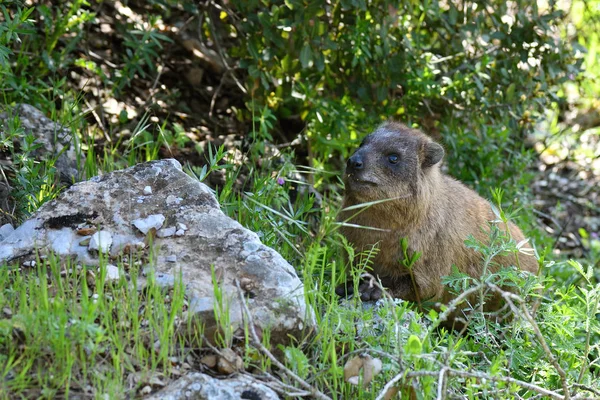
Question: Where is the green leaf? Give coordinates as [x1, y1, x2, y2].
[505, 83, 516, 101]
[406, 335, 422, 355]
[300, 43, 312, 69]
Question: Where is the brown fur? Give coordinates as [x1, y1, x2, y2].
[338, 122, 538, 317]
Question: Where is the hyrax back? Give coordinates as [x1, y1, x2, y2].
[338, 122, 538, 308]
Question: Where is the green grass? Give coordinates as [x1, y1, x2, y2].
[1, 133, 599, 398]
[0, 253, 188, 399]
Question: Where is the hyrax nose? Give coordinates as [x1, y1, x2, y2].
[347, 154, 364, 171]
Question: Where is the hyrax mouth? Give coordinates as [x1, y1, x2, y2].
[345, 173, 378, 189]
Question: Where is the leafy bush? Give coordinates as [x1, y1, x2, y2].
[214, 0, 582, 196]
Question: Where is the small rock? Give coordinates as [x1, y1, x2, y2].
[157, 226, 176, 238]
[77, 227, 97, 236]
[104, 264, 120, 281]
[89, 215, 104, 225]
[22, 260, 36, 267]
[0, 223, 15, 242]
[2, 307, 12, 318]
[216, 348, 244, 374]
[200, 354, 217, 368]
[176, 222, 187, 231]
[143, 186, 153, 195]
[139, 386, 152, 396]
[166, 195, 182, 206]
[89, 231, 113, 253]
[175, 229, 185, 237]
[145, 372, 279, 400]
[165, 255, 177, 263]
[133, 214, 165, 235]
[0, 104, 81, 183]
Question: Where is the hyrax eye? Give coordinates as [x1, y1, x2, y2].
[388, 154, 399, 164]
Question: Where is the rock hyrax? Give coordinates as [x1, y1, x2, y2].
[337, 122, 538, 311]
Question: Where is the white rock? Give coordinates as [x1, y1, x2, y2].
[132, 214, 165, 234]
[176, 222, 187, 231]
[157, 226, 176, 238]
[104, 264, 120, 281]
[145, 372, 279, 400]
[0, 224, 15, 242]
[166, 195, 182, 206]
[48, 228, 76, 255]
[89, 231, 113, 253]
[143, 186, 152, 195]
[175, 229, 185, 236]
[0, 159, 314, 348]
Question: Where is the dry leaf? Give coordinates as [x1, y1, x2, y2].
[344, 355, 363, 384]
[344, 354, 382, 387]
[200, 354, 217, 368]
[77, 227, 97, 236]
[362, 356, 382, 386]
[131, 371, 166, 388]
[138, 386, 152, 395]
[217, 348, 244, 374]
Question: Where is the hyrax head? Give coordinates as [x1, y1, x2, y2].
[344, 122, 445, 202]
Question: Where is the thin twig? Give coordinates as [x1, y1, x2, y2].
[572, 383, 600, 397]
[204, 2, 247, 94]
[209, 69, 230, 118]
[487, 284, 570, 400]
[358, 272, 405, 367]
[241, 372, 314, 398]
[234, 280, 332, 400]
[405, 369, 565, 399]
[375, 370, 408, 400]
[436, 367, 448, 400]
[425, 283, 486, 335]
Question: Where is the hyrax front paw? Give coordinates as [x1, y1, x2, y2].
[335, 278, 383, 301]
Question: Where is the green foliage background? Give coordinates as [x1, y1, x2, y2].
[227, 0, 580, 193]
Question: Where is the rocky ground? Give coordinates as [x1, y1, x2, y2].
[532, 123, 600, 264]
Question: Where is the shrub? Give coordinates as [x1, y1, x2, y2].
[212, 0, 582, 198]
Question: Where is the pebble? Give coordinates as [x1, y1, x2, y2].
[166, 195, 182, 206]
[132, 214, 165, 235]
[105, 264, 120, 281]
[0, 223, 15, 241]
[89, 231, 113, 253]
[157, 226, 176, 238]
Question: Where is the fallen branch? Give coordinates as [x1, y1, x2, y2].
[234, 279, 332, 400]
[487, 284, 570, 400]
[378, 369, 567, 400]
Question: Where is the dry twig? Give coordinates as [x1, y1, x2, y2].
[487, 284, 570, 400]
[234, 279, 332, 400]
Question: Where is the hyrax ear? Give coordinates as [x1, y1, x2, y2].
[421, 141, 444, 168]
